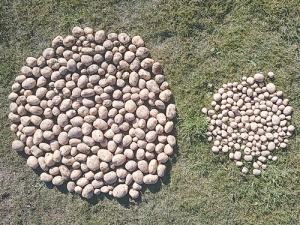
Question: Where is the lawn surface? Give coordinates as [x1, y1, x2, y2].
[1, 0, 300, 224]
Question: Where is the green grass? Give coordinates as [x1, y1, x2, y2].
[1, 0, 300, 224]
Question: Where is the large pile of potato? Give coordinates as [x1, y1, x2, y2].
[202, 73, 294, 176]
[8, 27, 176, 199]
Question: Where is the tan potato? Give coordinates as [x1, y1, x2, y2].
[164, 121, 174, 133]
[12, 140, 24, 151]
[157, 152, 169, 163]
[82, 184, 94, 199]
[59, 165, 70, 179]
[132, 170, 143, 184]
[27, 156, 39, 169]
[164, 144, 174, 155]
[70, 170, 82, 181]
[129, 189, 140, 199]
[67, 181, 76, 192]
[113, 184, 128, 198]
[76, 177, 89, 187]
[136, 47, 149, 59]
[112, 154, 126, 166]
[103, 171, 117, 185]
[77, 143, 90, 154]
[125, 160, 137, 172]
[52, 176, 65, 186]
[157, 164, 166, 177]
[148, 159, 158, 174]
[92, 180, 104, 189]
[45, 153, 55, 167]
[143, 174, 158, 184]
[38, 157, 48, 171]
[61, 155, 75, 166]
[86, 155, 100, 171]
[97, 149, 113, 162]
[40, 172, 53, 182]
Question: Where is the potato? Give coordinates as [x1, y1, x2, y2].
[29, 106, 43, 115]
[148, 159, 158, 174]
[27, 95, 40, 105]
[103, 171, 117, 185]
[27, 156, 39, 169]
[121, 135, 132, 147]
[70, 170, 82, 181]
[77, 143, 90, 154]
[157, 164, 166, 177]
[59, 165, 70, 178]
[61, 155, 75, 166]
[60, 99, 72, 111]
[92, 180, 104, 189]
[49, 167, 60, 176]
[112, 154, 126, 166]
[45, 153, 55, 167]
[145, 131, 157, 143]
[132, 170, 143, 184]
[74, 186, 83, 194]
[152, 61, 162, 75]
[125, 100, 137, 113]
[159, 90, 172, 102]
[87, 155, 100, 171]
[40, 172, 53, 182]
[76, 177, 89, 187]
[146, 80, 159, 94]
[82, 184, 94, 199]
[113, 184, 128, 198]
[67, 181, 76, 192]
[92, 130, 104, 143]
[68, 127, 82, 138]
[131, 182, 142, 191]
[22, 126, 36, 136]
[8, 113, 20, 123]
[57, 132, 69, 145]
[138, 160, 148, 173]
[132, 36, 144, 48]
[22, 78, 36, 89]
[12, 140, 24, 151]
[164, 144, 174, 155]
[84, 171, 95, 180]
[100, 186, 109, 193]
[60, 145, 71, 156]
[164, 121, 174, 133]
[136, 105, 150, 119]
[157, 152, 169, 163]
[147, 151, 157, 161]
[129, 189, 140, 199]
[125, 160, 137, 172]
[94, 30, 106, 43]
[30, 146, 43, 158]
[97, 149, 113, 162]
[136, 47, 149, 59]
[52, 176, 65, 186]
[40, 119, 54, 131]
[98, 161, 108, 172]
[143, 174, 158, 184]
[37, 157, 48, 171]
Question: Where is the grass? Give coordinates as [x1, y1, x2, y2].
[1, 0, 300, 224]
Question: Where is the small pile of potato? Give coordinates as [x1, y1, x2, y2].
[9, 27, 176, 199]
[202, 72, 294, 176]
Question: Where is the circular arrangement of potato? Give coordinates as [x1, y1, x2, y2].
[9, 27, 176, 199]
[202, 73, 294, 176]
